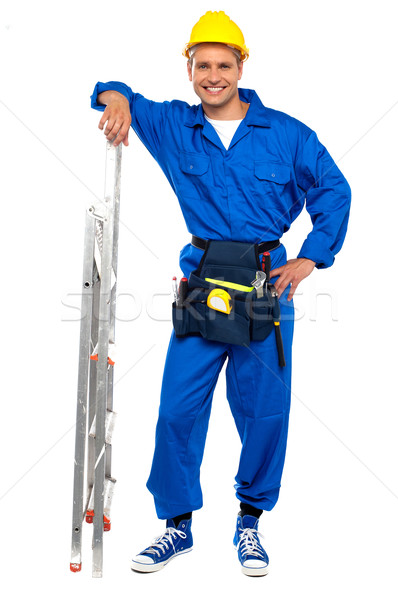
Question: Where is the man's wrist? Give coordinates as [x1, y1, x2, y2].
[97, 90, 129, 106]
[298, 257, 316, 266]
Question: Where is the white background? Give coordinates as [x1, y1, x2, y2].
[1, 0, 397, 597]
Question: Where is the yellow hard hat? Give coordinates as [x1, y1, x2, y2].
[183, 11, 249, 62]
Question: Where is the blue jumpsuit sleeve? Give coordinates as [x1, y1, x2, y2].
[90, 80, 170, 160]
[294, 130, 351, 269]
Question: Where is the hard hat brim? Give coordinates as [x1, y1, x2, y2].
[183, 41, 249, 62]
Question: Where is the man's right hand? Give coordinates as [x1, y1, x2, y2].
[97, 91, 132, 147]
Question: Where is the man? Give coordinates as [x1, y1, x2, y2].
[91, 11, 350, 577]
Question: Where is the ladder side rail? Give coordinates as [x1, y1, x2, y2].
[92, 143, 121, 578]
[91, 208, 114, 577]
[106, 144, 122, 481]
[111, 143, 122, 300]
[70, 211, 97, 572]
[87, 273, 100, 495]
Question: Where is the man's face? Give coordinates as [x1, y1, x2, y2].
[187, 43, 243, 112]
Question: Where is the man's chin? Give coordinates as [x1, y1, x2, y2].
[199, 92, 228, 108]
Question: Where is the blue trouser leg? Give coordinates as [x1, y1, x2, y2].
[146, 333, 228, 519]
[225, 284, 294, 511]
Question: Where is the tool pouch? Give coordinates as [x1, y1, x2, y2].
[172, 240, 285, 364]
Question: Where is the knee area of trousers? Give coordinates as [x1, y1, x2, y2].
[157, 408, 193, 436]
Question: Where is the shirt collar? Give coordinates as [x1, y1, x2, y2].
[183, 88, 271, 128]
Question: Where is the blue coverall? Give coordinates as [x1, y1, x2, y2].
[92, 83, 351, 519]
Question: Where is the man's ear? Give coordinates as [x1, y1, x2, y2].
[187, 60, 193, 82]
[238, 61, 243, 81]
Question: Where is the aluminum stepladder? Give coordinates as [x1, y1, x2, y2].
[70, 141, 122, 577]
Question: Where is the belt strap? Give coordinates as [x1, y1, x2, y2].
[191, 235, 280, 254]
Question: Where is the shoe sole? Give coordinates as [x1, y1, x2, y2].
[241, 564, 269, 577]
[131, 547, 193, 573]
[233, 543, 269, 577]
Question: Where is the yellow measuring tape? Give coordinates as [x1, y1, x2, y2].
[207, 288, 232, 314]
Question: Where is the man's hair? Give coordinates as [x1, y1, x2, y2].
[188, 43, 242, 67]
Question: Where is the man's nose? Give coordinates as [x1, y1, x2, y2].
[207, 67, 221, 83]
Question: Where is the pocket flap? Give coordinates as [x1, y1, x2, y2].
[254, 161, 291, 184]
[180, 152, 210, 175]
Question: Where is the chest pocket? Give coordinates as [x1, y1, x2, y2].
[180, 152, 210, 176]
[254, 161, 291, 184]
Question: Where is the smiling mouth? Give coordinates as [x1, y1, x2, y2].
[203, 86, 226, 94]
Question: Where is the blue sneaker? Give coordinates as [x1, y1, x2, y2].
[131, 518, 193, 573]
[233, 514, 269, 577]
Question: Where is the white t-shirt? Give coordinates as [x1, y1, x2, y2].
[204, 115, 243, 150]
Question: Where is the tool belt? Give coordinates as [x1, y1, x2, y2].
[172, 238, 286, 367]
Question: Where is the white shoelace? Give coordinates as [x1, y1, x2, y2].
[237, 528, 266, 559]
[145, 527, 187, 558]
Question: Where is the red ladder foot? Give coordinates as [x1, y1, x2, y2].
[86, 509, 111, 531]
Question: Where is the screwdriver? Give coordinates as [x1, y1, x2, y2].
[177, 277, 188, 307]
[172, 276, 178, 303]
[261, 252, 271, 290]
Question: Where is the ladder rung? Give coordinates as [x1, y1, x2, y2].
[89, 410, 117, 445]
[86, 477, 116, 530]
[90, 341, 117, 366]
